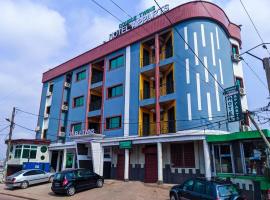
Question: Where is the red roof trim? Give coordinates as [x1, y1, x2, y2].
[42, 1, 241, 83]
[6, 139, 51, 145]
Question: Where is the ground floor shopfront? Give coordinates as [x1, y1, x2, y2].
[207, 129, 270, 200]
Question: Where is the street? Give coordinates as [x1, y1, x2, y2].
[0, 180, 171, 200]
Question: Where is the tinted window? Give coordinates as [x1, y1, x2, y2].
[35, 170, 45, 175]
[12, 170, 25, 177]
[218, 185, 239, 197]
[183, 180, 194, 191]
[110, 55, 124, 70]
[77, 170, 93, 177]
[54, 173, 64, 181]
[24, 170, 37, 176]
[193, 181, 206, 194]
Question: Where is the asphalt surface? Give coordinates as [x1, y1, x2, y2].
[0, 194, 26, 200]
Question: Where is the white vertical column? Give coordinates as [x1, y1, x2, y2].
[62, 149, 67, 171]
[196, 73, 202, 110]
[194, 32, 199, 65]
[124, 46, 131, 137]
[56, 151, 60, 172]
[203, 140, 211, 180]
[184, 27, 188, 50]
[187, 93, 192, 121]
[210, 32, 216, 66]
[157, 142, 163, 184]
[124, 149, 129, 181]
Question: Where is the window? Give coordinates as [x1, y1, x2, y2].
[72, 123, 82, 133]
[73, 96, 84, 107]
[76, 70, 86, 81]
[183, 179, 194, 191]
[171, 143, 195, 168]
[14, 145, 22, 158]
[40, 146, 47, 153]
[108, 84, 123, 98]
[242, 141, 269, 175]
[46, 106, 50, 115]
[232, 44, 239, 55]
[235, 77, 244, 88]
[66, 73, 72, 83]
[106, 116, 121, 129]
[213, 144, 233, 173]
[193, 181, 206, 194]
[109, 55, 124, 70]
[49, 83, 54, 93]
[22, 145, 37, 159]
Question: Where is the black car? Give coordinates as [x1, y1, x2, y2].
[51, 169, 104, 196]
[170, 178, 246, 200]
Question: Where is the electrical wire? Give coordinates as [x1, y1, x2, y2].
[0, 125, 9, 133]
[242, 58, 269, 91]
[239, 0, 270, 56]
[152, 0, 224, 92]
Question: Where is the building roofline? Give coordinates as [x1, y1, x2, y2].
[42, 1, 241, 83]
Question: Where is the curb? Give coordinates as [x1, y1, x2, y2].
[0, 192, 38, 200]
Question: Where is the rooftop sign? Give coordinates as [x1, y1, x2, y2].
[109, 4, 169, 40]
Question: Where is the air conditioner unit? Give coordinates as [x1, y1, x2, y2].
[44, 113, 49, 119]
[35, 126, 40, 132]
[231, 54, 241, 62]
[62, 105, 68, 111]
[239, 87, 245, 96]
[64, 82, 71, 88]
[46, 91, 52, 97]
[59, 132, 66, 137]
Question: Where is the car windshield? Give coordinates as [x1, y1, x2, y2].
[218, 185, 239, 197]
[10, 170, 26, 177]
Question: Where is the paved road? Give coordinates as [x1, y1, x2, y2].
[0, 194, 26, 200]
[0, 180, 172, 200]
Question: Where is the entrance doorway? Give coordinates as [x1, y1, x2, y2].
[116, 151, 125, 180]
[144, 145, 158, 183]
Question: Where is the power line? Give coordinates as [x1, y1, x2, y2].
[239, 0, 270, 56]
[152, 0, 224, 91]
[90, 0, 122, 22]
[109, 0, 132, 18]
[242, 58, 268, 91]
[0, 125, 9, 133]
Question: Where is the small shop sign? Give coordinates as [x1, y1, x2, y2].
[119, 140, 132, 149]
[224, 86, 242, 122]
[69, 129, 96, 137]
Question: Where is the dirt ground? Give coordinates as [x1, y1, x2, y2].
[0, 180, 173, 200]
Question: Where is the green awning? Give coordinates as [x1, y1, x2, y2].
[206, 129, 270, 142]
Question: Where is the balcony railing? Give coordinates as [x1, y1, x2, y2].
[140, 83, 175, 100]
[141, 55, 155, 67]
[89, 100, 102, 111]
[91, 73, 103, 84]
[139, 120, 176, 136]
[160, 47, 173, 60]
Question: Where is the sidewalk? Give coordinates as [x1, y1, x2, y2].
[0, 180, 173, 200]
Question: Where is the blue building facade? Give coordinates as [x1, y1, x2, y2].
[36, 1, 249, 186]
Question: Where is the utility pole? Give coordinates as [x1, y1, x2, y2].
[263, 57, 270, 95]
[4, 107, 16, 178]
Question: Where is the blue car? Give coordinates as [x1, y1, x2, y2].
[169, 177, 246, 200]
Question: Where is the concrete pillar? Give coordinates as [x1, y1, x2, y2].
[157, 142, 163, 184]
[91, 142, 104, 175]
[56, 151, 60, 172]
[62, 149, 67, 171]
[124, 149, 129, 181]
[203, 140, 211, 180]
[155, 34, 161, 135]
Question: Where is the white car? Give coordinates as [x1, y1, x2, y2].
[5, 169, 54, 189]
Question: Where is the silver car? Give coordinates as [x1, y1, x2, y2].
[5, 169, 54, 189]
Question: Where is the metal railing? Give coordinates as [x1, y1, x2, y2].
[89, 100, 102, 111]
[140, 83, 175, 100]
[91, 73, 103, 84]
[139, 120, 176, 136]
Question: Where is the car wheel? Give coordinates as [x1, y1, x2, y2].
[21, 181, 29, 189]
[67, 186, 75, 196]
[49, 176, 54, 183]
[96, 179, 103, 188]
[170, 193, 178, 200]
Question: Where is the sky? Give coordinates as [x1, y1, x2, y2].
[0, 0, 270, 160]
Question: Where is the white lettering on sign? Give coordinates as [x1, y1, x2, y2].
[69, 129, 96, 137]
[109, 4, 169, 41]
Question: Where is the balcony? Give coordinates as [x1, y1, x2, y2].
[139, 120, 176, 136]
[88, 116, 101, 134]
[91, 68, 103, 84]
[89, 100, 101, 111]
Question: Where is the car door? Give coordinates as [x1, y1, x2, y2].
[192, 180, 207, 200]
[76, 169, 90, 190]
[23, 170, 39, 185]
[35, 170, 48, 183]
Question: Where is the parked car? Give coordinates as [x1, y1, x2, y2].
[5, 169, 54, 189]
[51, 169, 104, 196]
[170, 177, 246, 200]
